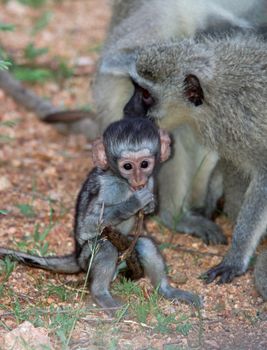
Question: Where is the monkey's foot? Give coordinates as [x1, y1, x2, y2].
[202, 262, 244, 284]
[159, 286, 203, 308]
[175, 212, 227, 245]
[93, 292, 124, 316]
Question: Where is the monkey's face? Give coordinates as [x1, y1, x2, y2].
[126, 41, 211, 130]
[118, 150, 155, 190]
[124, 78, 193, 130]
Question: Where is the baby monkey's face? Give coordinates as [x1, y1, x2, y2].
[118, 149, 155, 191]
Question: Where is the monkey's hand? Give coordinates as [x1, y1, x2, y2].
[202, 255, 246, 284]
[134, 188, 154, 212]
[143, 197, 156, 215]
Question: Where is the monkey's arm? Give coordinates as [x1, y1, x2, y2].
[205, 172, 267, 283]
[75, 170, 153, 243]
[101, 188, 153, 226]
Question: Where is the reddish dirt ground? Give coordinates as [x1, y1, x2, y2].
[0, 1, 266, 349]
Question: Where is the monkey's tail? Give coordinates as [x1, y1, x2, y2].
[0, 70, 99, 140]
[0, 70, 59, 118]
[0, 248, 81, 274]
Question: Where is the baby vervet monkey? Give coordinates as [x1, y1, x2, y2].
[117, 34, 267, 290]
[0, 118, 201, 313]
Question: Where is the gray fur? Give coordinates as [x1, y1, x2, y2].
[255, 250, 267, 301]
[0, 248, 80, 273]
[128, 34, 267, 290]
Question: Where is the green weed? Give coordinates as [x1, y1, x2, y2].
[0, 119, 20, 128]
[12, 66, 53, 83]
[0, 59, 11, 70]
[113, 277, 143, 298]
[113, 278, 194, 335]
[18, 0, 47, 7]
[0, 257, 16, 282]
[53, 59, 73, 82]
[24, 43, 49, 61]
[16, 203, 36, 218]
[0, 209, 9, 215]
[48, 306, 77, 348]
[31, 11, 52, 35]
[0, 22, 15, 31]
[46, 283, 75, 303]
[164, 345, 185, 350]
[0, 118, 19, 143]
[14, 221, 54, 256]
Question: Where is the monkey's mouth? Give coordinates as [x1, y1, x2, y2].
[131, 185, 145, 191]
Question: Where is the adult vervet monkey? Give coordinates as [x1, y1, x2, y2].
[92, 0, 267, 243]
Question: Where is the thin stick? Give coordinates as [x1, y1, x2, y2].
[119, 210, 144, 261]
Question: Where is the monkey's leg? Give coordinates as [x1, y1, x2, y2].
[101, 227, 144, 280]
[255, 250, 267, 301]
[204, 173, 267, 284]
[219, 160, 249, 222]
[175, 211, 227, 246]
[135, 237, 202, 307]
[89, 240, 122, 315]
[158, 126, 226, 245]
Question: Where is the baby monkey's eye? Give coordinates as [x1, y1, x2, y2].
[140, 160, 149, 168]
[123, 163, 133, 170]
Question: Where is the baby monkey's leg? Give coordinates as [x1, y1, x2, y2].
[135, 237, 202, 307]
[89, 240, 121, 314]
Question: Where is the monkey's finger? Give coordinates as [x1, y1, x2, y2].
[217, 269, 237, 284]
[207, 227, 228, 246]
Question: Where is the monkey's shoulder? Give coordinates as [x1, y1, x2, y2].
[79, 167, 104, 196]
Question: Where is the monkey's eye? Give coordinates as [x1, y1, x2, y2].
[140, 160, 149, 169]
[142, 89, 150, 99]
[123, 163, 133, 171]
[141, 88, 154, 106]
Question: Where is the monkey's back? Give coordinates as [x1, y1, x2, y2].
[194, 35, 267, 170]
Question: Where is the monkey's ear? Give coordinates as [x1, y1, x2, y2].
[92, 138, 108, 170]
[183, 74, 204, 106]
[100, 52, 137, 76]
[159, 129, 171, 162]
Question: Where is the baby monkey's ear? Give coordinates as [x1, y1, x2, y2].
[159, 129, 171, 162]
[92, 137, 108, 170]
